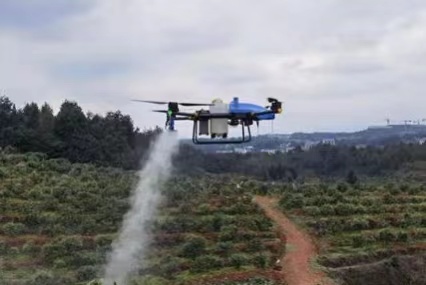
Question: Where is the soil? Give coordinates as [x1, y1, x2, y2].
[254, 196, 333, 285]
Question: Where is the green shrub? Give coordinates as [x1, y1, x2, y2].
[76, 265, 98, 281]
[191, 255, 222, 273]
[159, 257, 186, 276]
[279, 194, 304, 209]
[252, 254, 269, 269]
[378, 229, 397, 243]
[95, 234, 114, 248]
[25, 271, 57, 285]
[180, 236, 206, 259]
[132, 276, 172, 285]
[2, 222, 27, 236]
[69, 252, 99, 267]
[215, 241, 234, 256]
[22, 242, 40, 255]
[352, 235, 366, 248]
[0, 241, 8, 254]
[229, 253, 249, 269]
[219, 225, 238, 242]
[246, 238, 264, 252]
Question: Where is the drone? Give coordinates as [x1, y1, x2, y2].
[132, 97, 283, 145]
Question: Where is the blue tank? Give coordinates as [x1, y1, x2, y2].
[228, 97, 275, 120]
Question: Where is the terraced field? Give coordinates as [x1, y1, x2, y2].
[0, 152, 285, 285]
[277, 183, 426, 284]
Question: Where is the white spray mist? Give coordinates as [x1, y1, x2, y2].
[103, 132, 179, 285]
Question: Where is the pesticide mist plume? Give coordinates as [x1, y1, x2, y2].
[103, 132, 179, 285]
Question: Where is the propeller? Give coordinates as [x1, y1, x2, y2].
[131, 99, 213, 106]
[267, 97, 279, 103]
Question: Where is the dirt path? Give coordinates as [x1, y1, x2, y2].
[254, 196, 332, 285]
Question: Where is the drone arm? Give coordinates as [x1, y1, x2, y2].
[253, 110, 275, 117]
[174, 117, 193, 121]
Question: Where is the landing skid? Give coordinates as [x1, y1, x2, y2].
[192, 121, 252, 145]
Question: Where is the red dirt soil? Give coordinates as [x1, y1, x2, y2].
[254, 196, 333, 285]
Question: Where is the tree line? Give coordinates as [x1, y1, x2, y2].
[3, 96, 426, 179]
[0, 96, 161, 169]
[176, 142, 426, 181]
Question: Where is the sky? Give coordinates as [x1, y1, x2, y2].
[1, 0, 426, 138]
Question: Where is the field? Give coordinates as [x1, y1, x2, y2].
[0, 152, 285, 285]
[276, 182, 426, 284]
[2, 150, 426, 285]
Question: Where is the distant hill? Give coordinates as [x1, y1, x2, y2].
[185, 124, 426, 153]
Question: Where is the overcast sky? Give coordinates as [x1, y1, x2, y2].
[1, 0, 426, 137]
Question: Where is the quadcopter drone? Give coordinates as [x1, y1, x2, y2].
[132, 97, 283, 145]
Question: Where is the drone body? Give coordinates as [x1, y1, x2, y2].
[132, 97, 283, 144]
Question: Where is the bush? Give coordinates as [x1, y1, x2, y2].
[159, 257, 186, 276]
[246, 238, 264, 252]
[76, 265, 98, 281]
[95, 234, 114, 248]
[252, 254, 269, 269]
[279, 194, 304, 209]
[215, 241, 234, 256]
[0, 241, 8, 254]
[352, 235, 366, 248]
[180, 236, 206, 259]
[132, 276, 172, 285]
[42, 236, 84, 263]
[229, 254, 249, 269]
[191, 255, 222, 273]
[53, 258, 67, 269]
[2, 222, 27, 236]
[25, 271, 58, 285]
[219, 225, 238, 242]
[378, 229, 397, 243]
[22, 242, 40, 255]
[69, 252, 99, 267]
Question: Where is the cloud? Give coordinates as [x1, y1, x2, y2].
[1, 0, 426, 138]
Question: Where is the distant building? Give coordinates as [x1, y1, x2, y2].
[260, 149, 277, 154]
[321, 139, 336, 145]
[303, 141, 318, 151]
[215, 150, 233, 154]
[355, 144, 368, 149]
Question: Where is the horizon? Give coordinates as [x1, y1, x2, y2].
[2, 1, 426, 138]
[5, 94, 426, 139]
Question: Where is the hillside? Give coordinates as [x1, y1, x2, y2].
[0, 151, 286, 285]
[275, 182, 426, 285]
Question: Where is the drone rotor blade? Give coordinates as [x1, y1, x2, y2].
[131, 99, 213, 106]
[152, 110, 194, 117]
[131, 99, 168, 105]
[179, 102, 214, 106]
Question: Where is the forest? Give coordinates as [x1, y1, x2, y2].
[0, 96, 161, 170]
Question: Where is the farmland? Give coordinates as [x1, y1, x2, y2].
[2, 149, 426, 285]
[277, 182, 426, 284]
[0, 151, 285, 285]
